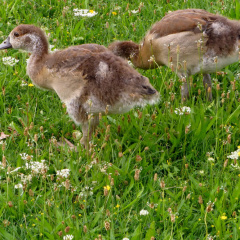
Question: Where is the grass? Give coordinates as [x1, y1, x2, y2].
[0, 0, 240, 239]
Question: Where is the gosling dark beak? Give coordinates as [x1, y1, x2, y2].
[0, 37, 12, 50]
[147, 88, 156, 95]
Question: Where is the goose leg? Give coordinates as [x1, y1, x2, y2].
[203, 74, 212, 101]
[80, 115, 99, 149]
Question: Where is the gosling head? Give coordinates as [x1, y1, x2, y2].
[0, 24, 48, 54]
[126, 74, 159, 106]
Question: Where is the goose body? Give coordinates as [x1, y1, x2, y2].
[109, 9, 240, 100]
[0, 24, 159, 147]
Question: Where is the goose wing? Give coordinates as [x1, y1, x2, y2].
[149, 9, 222, 38]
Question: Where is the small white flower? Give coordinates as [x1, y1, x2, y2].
[20, 153, 33, 160]
[123, 238, 130, 240]
[20, 80, 28, 87]
[56, 169, 70, 178]
[139, 209, 149, 216]
[26, 160, 49, 174]
[208, 157, 215, 162]
[2, 56, 19, 66]
[63, 235, 74, 240]
[131, 9, 139, 14]
[227, 148, 240, 160]
[174, 106, 191, 115]
[14, 183, 23, 189]
[127, 60, 134, 67]
[73, 9, 98, 17]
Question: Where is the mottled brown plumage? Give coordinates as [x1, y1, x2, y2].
[0, 24, 159, 148]
[109, 9, 240, 101]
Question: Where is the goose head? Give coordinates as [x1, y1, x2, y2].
[124, 74, 159, 106]
[0, 24, 48, 55]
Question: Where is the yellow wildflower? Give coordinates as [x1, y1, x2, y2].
[89, 10, 94, 13]
[28, 83, 34, 87]
[221, 215, 227, 220]
[112, 12, 117, 15]
[104, 185, 111, 191]
[116, 204, 120, 208]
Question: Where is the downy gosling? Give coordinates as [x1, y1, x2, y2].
[109, 9, 240, 101]
[0, 24, 159, 148]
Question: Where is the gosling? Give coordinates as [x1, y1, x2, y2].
[0, 24, 159, 148]
[109, 9, 240, 101]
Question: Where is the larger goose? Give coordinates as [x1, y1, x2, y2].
[0, 24, 159, 148]
[109, 9, 240, 101]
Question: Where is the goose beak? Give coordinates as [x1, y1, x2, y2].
[0, 37, 12, 50]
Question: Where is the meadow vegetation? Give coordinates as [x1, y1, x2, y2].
[0, 0, 240, 239]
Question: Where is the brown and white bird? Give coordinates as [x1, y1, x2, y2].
[0, 24, 159, 148]
[109, 9, 240, 101]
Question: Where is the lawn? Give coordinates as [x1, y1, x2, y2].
[0, 0, 240, 239]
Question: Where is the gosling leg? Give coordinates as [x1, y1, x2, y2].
[80, 115, 99, 149]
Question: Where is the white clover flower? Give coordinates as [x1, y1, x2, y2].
[174, 106, 191, 115]
[26, 160, 48, 174]
[227, 148, 240, 160]
[2, 56, 19, 66]
[73, 9, 98, 17]
[63, 235, 74, 240]
[20, 153, 33, 160]
[56, 169, 70, 178]
[208, 157, 215, 162]
[20, 80, 28, 87]
[123, 238, 130, 240]
[139, 209, 149, 216]
[14, 183, 23, 189]
[131, 9, 139, 14]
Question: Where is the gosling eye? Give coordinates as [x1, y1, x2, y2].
[13, 32, 19, 37]
[142, 85, 148, 90]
